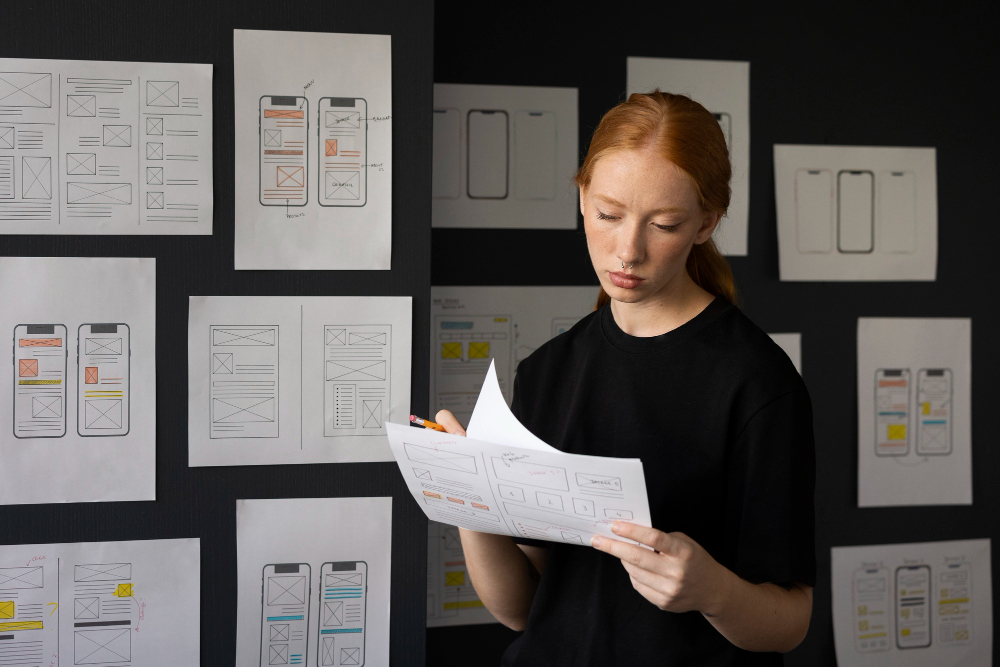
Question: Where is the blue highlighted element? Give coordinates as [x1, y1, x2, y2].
[441, 321, 474, 330]
[321, 628, 363, 634]
[266, 615, 304, 621]
[922, 420, 947, 424]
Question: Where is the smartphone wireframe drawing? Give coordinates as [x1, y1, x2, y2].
[432, 108, 461, 199]
[937, 561, 972, 645]
[259, 96, 308, 207]
[318, 97, 367, 207]
[896, 564, 931, 649]
[852, 566, 891, 653]
[916, 368, 952, 456]
[13, 324, 67, 438]
[261, 563, 311, 667]
[77, 323, 130, 437]
[795, 168, 833, 253]
[879, 170, 917, 253]
[467, 110, 508, 199]
[317, 561, 367, 666]
[513, 110, 556, 201]
[712, 112, 732, 151]
[875, 369, 910, 457]
[837, 170, 874, 253]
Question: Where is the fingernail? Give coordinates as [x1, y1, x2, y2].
[611, 522, 622, 534]
[590, 536, 602, 548]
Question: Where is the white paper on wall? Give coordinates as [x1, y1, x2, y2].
[426, 520, 498, 627]
[430, 285, 597, 425]
[188, 296, 411, 466]
[0, 257, 155, 505]
[627, 57, 750, 256]
[768, 332, 802, 375]
[831, 539, 992, 665]
[233, 29, 392, 270]
[236, 497, 391, 667]
[775, 145, 937, 281]
[0, 537, 200, 666]
[857, 318, 971, 507]
[0, 58, 213, 234]
[431, 84, 579, 229]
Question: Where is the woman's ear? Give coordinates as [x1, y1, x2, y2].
[694, 210, 722, 244]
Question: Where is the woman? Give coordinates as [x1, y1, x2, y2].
[436, 91, 815, 665]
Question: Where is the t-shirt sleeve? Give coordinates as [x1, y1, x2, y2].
[508, 368, 549, 551]
[725, 388, 816, 587]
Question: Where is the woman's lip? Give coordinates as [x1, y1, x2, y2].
[608, 271, 645, 289]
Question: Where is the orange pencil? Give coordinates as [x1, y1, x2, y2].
[409, 414, 446, 432]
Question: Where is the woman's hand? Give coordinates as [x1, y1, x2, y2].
[434, 409, 466, 436]
[590, 522, 733, 616]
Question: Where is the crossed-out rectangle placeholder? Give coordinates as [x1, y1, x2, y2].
[147, 167, 163, 185]
[405, 443, 478, 474]
[31, 396, 61, 418]
[18, 359, 38, 377]
[66, 153, 96, 175]
[67, 94, 96, 117]
[146, 142, 163, 160]
[85, 337, 122, 355]
[103, 125, 131, 147]
[277, 165, 304, 188]
[212, 397, 274, 423]
[326, 110, 360, 128]
[325, 170, 360, 200]
[146, 80, 179, 107]
[84, 399, 123, 429]
[326, 359, 385, 382]
[212, 328, 275, 346]
[75, 628, 130, 664]
[74, 597, 99, 619]
[74, 563, 131, 581]
[267, 575, 306, 605]
[348, 331, 386, 346]
[146, 117, 163, 135]
[264, 129, 281, 147]
[67, 182, 131, 205]
[0, 566, 43, 588]
[0, 72, 52, 107]
[85, 367, 98, 384]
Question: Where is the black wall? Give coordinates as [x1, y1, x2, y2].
[429, 2, 999, 665]
[0, 1, 433, 665]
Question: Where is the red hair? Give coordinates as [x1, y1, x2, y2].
[576, 91, 738, 308]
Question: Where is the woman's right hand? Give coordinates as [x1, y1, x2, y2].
[434, 409, 467, 436]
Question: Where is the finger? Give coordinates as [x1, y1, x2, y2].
[628, 574, 671, 610]
[611, 522, 677, 554]
[621, 559, 675, 591]
[591, 535, 665, 575]
[434, 409, 467, 436]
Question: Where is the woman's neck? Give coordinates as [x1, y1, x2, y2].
[609, 272, 715, 337]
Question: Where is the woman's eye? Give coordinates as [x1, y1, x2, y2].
[654, 223, 681, 232]
[596, 210, 618, 221]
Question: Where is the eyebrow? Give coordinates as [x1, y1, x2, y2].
[592, 194, 686, 215]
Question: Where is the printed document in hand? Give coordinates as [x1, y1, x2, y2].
[389, 361, 651, 546]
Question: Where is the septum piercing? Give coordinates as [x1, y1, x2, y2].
[621, 260, 634, 270]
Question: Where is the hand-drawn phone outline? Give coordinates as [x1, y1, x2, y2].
[794, 168, 834, 254]
[895, 564, 932, 650]
[12, 324, 67, 439]
[851, 566, 891, 653]
[938, 561, 972, 645]
[837, 169, 875, 254]
[875, 368, 910, 457]
[77, 323, 130, 437]
[317, 96, 367, 207]
[259, 96, 309, 208]
[431, 107, 462, 200]
[316, 560, 367, 666]
[261, 562, 311, 667]
[512, 109, 557, 202]
[915, 368, 953, 456]
[466, 109, 509, 200]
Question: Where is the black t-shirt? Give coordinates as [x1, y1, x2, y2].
[501, 297, 816, 667]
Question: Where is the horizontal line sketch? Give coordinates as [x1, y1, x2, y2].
[324, 324, 390, 437]
[211, 325, 279, 439]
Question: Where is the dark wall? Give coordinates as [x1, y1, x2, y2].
[430, 2, 999, 665]
[0, 1, 433, 664]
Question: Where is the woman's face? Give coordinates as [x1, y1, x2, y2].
[581, 147, 720, 305]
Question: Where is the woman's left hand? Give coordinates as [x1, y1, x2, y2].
[590, 523, 733, 616]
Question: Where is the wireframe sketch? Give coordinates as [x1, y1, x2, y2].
[795, 168, 833, 253]
[426, 522, 493, 627]
[13, 324, 67, 438]
[916, 368, 952, 456]
[513, 110, 556, 201]
[852, 566, 891, 653]
[838, 170, 874, 253]
[936, 561, 972, 645]
[433, 314, 512, 425]
[259, 96, 308, 207]
[467, 110, 508, 199]
[0, 72, 57, 222]
[318, 97, 367, 207]
[77, 323, 130, 437]
[324, 325, 391, 437]
[0, 561, 59, 662]
[210, 325, 279, 439]
[72, 562, 136, 664]
[895, 565, 931, 649]
[879, 171, 916, 253]
[875, 369, 910, 457]
[431, 108, 460, 199]
[260, 563, 310, 667]
[317, 561, 367, 665]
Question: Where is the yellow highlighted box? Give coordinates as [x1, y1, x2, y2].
[114, 583, 134, 597]
[444, 572, 466, 586]
[887, 424, 906, 440]
[0, 620, 43, 632]
[922, 402, 931, 415]
[18, 379, 62, 385]
[441, 342, 462, 359]
[468, 342, 490, 359]
[443, 600, 485, 610]
[0, 601, 13, 619]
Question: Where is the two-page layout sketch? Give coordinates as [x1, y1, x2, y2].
[832, 539, 992, 666]
[627, 57, 750, 255]
[236, 498, 391, 667]
[234, 30, 392, 270]
[432, 84, 578, 230]
[0, 58, 212, 234]
[775, 145, 937, 280]
[0, 257, 155, 505]
[426, 521, 498, 627]
[0, 538, 200, 667]
[189, 296, 411, 466]
[430, 286, 597, 425]
[857, 318, 971, 507]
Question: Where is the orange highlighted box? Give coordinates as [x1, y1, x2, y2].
[18, 360, 38, 377]
[85, 367, 99, 384]
[325, 139, 338, 156]
[471, 502, 489, 511]
[264, 109, 304, 119]
[20, 338, 61, 347]
[447, 497, 465, 504]
[423, 491, 442, 499]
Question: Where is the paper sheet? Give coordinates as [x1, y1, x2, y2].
[857, 318, 972, 507]
[0, 537, 200, 666]
[831, 539, 991, 665]
[233, 29, 392, 270]
[430, 285, 597, 425]
[0, 257, 155, 504]
[236, 497, 391, 667]
[0, 58, 212, 234]
[188, 296, 411, 466]
[775, 144, 937, 280]
[768, 332, 802, 375]
[627, 57, 750, 256]
[431, 84, 578, 229]
[426, 520, 498, 627]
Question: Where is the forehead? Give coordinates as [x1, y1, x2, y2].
[588, 148, 699, 207]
